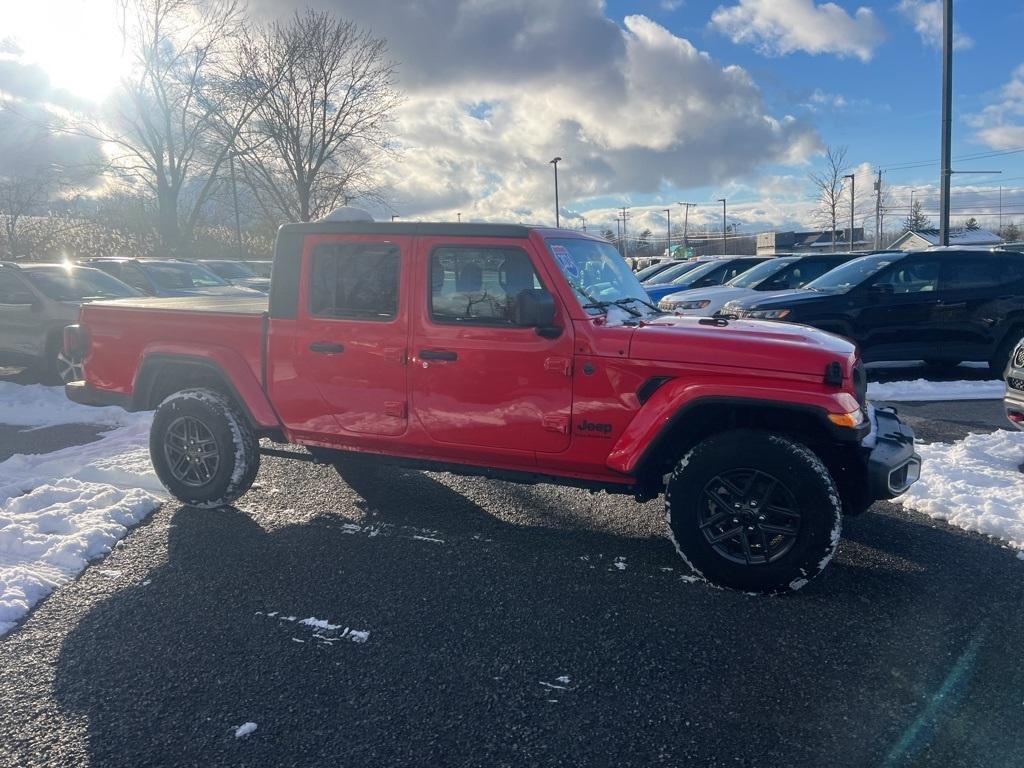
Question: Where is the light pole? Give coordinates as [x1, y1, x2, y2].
[457, 212, 461, 223]
[909, 189, 916, 230]
[717, 198, 727, 255]
[663, 208, 672, 256]
[549, 157, 562, 227]
[580, 215, 587, 232]
[938, 0, 953, 245]
[677, 202, 696, 258]
[843, 173, 855, 250]
[391, 214, 398, 221]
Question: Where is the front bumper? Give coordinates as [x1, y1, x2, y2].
[1005, 373, 1024, 430]
[65, 381, 130, 410]
[865, 407, 921, 499]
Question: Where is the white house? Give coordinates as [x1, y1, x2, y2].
[888, 228, 1003, 251]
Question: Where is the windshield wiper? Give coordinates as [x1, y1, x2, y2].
[613, 296, 660, 314]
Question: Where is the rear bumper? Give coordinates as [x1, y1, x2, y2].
[865, 407, 921, 499]
[65, 381, 131, 410]
[1006, 374, 1024, 430]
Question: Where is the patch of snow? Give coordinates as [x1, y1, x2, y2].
[234, 722, 257, 739]
[0, 388, 161, 636]
[298, 616, 341, 631]
[555, 675, 571, 684]
[613, 557, 627, 570]
[867, 379, 1004, 402]
[539, 681, 568, 690]
[899, 430, 1024, 553]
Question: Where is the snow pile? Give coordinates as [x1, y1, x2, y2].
[900, 430, 1024, 553]
[234, 722, 257, 739]
[868, 378, 1005, 402]
[0, 385, 162, 636]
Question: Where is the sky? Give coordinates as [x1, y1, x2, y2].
[2, 0, 1024, 241]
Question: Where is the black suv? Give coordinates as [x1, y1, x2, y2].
[723, 249, 1024, 374]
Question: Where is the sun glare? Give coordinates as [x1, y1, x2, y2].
[5, 0, 129, 103]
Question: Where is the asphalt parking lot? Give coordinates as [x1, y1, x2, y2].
[1, 366, 1022, 768]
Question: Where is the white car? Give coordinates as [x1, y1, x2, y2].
[657, 254, 857, 316]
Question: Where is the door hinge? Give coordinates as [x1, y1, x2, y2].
[544, 356, 572, 376]
[384, 401, 408, 418]
[542, 415, 570, 434]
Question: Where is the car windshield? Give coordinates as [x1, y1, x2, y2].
[804, 254, 899, 293]
[204, 261, 255, 279]
[726, 258, 797, 288]
[645, 261, 705, 285]
[635, 262, 673, 281]
[145, 262, 229, 289]
[546, 237, 657, 317]
[669, 259, 732, 287]
[24, 266, 139, 301]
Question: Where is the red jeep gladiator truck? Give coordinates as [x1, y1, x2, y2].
[64, 220, 920, 593]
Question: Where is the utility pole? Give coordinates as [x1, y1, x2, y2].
[580, 215, 587, 232]
[717, 198, 727, 255]
[620, 207, 630, 260]
[677, 202, 696, 258]
[457, 212, 461, 223]
[229, 151, 242, 256]
[549, 157, 562, 227]
[663, 208, 672, 256]
[999, 185, 1003, 233]
[873, 170, 882, 249]
[843, 174, 855, 250]
[938, 0, 953, 245]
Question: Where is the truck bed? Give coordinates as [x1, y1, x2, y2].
[78, 295, 268, 399]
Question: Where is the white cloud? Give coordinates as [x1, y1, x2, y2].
[709, 0, 886, 61]
[968, 64, 1024, 150]
[254, 2, 822, 223]
[895, 0, 973, 50]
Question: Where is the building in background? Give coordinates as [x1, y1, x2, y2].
[888, 228, 1003, 251]
[757, 228, 868, 256]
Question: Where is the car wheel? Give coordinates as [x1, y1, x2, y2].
[665, 429, 842, 594]
[149, 388, 260, 508]
[990, 328, 1024, 377]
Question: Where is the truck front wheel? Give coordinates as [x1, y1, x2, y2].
[150, 388, 260, 508]
[665, 430, 842, 594]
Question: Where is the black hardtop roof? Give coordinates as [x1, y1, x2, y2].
[276, 220, 604, 241]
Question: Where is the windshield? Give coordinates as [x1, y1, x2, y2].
[24, 266, 139, 301]
[645, 260, 704, 285]
[546, 238, 656, 317]
[726, 258, 796, 288]
[204, 261, 255, 279]
[804, 254, 899, 293]
[144, 262, 229, 289]
[635, 262, 674, 281]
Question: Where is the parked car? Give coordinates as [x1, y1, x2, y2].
[645, 256, 770, 305]
[658, 253, 858, 316]
[0, 261, 139, 383]
[65, 219, 919, 594]
[723, 249, 1024, 374]
[81, 258, 263, 298]
[197, 259, 271, 293]
[641, 256, 718, 286]
[1005, 336, 1024, 430]
[634, 260, 682, 283]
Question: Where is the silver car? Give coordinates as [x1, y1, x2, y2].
[0, 261, 139, 383]
[657, 254, 858, 316]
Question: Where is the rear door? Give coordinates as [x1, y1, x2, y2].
[281, 235, 412, 441]
[937, 255, 1020, 359]
[0, 270, 39, 356]
[410, 238, 574, 453]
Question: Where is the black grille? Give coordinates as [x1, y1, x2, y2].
[1014, 345, 1024, 370]
[1010, 376, 1024, 393]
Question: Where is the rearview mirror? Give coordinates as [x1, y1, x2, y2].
[513, 288, 559, 336]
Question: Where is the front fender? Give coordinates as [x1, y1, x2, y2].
[605, 377, 861, 475]
[133, 342, 281, 429]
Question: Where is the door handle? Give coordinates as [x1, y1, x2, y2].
[419, 349, 458, 361]
[309, 341, 345, 354]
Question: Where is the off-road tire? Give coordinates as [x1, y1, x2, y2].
[150, 388, 260, 508]
[665, 429, 842, 594]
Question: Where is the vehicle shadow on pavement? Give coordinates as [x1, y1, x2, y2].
[52, 473, 1024, 768]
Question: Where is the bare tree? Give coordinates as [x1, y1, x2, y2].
[808, 145, 849, 252]
[234, 10, 400, 222]
[69, 0, 276, 253]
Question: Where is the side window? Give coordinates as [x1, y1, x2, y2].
[789, 260, 838, 288]
[873, 259, 940, 294]
[309, 241, 400, 320]
[430, 246, 541, 324]
[118, 264, 154, 293]
[942, 258, 1004, 290]
[0, 271, 32, 304]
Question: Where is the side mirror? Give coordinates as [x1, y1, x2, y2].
[513, 288, 559, 337]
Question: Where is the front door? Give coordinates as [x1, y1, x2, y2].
[854, 256, 942, 360]
[0, 270, 40, 358]
[410, 238, 574, 454]
[284, 235, 411, 441]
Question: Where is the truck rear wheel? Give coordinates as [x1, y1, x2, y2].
[665, 430, 841, 594]
[150, 388, 260, 508]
